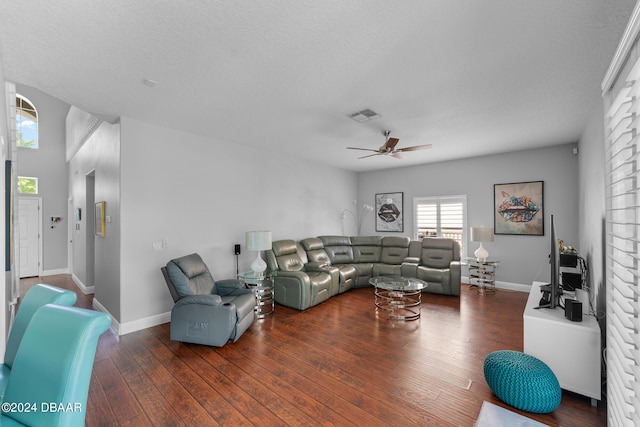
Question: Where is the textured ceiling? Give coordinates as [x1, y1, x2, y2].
[0, 1, 635, 172]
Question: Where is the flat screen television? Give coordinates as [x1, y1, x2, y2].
[538, 214, 561, 309]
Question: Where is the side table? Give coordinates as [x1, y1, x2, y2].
[238, 271, 274, 318]
[465, 258, 498, 294]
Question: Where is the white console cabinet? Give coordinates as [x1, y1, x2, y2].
[523, 281, 601, 405]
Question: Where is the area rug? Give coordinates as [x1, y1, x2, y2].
[475, 401, 550, 427]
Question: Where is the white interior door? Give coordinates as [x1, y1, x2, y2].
[19, 198, 40, 278]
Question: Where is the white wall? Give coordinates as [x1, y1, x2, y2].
[116, 117, 357, 331]
[357, 144, 579, 287]
[15, 85, 70, 273]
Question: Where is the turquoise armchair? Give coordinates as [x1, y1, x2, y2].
[0, 304, 111, 426]
[0, 284, 77, 399]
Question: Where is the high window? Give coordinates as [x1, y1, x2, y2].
[414, 195, 467, 257]
[16, 95, 38, 149]
[17, 176, 38, 195]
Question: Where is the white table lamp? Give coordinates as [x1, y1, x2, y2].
[246, 231, 272, 276]
[470, 227, 494, 261]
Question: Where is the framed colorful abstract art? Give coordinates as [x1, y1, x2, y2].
[494, 181, 544, 235]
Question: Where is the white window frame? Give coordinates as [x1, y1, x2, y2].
[413, 195, 467, 258]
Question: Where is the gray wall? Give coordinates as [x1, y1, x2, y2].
[117, 117, 358, 329]
[15, 85, 70, 273]
[69, 121, 121, 320]
[66, 114, 358, 332]
[357, 144, 579, 287]
[0, 63, 9, 358]
[578, 103, 606, 316]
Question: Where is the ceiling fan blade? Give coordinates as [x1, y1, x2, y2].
[391, 153, 405, 159]
[358, 153, 382, 159]
[347, 147, 381, 152]
[383, 137, 400, 151]
[396, 144, 432, 152]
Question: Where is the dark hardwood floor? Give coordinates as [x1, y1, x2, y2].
[20, 275, 606, 426]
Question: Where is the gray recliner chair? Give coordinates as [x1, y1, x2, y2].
[161, 253, 255, 347]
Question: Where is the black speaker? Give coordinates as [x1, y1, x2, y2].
[564, 299, 582, 322]
[234, 244, 241, 255]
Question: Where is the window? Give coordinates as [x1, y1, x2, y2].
[603, 53, 640, 426]
[414, 195, 467, 257]
[16, 95, 38, 149]
[17, 176, 38, 195]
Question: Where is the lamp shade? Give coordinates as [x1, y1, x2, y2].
[470, 227, 494, 243]
[246, 231, 272, 251]
[470, 227, 493, 261]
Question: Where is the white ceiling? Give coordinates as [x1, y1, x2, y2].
[0, 1, 635, 172]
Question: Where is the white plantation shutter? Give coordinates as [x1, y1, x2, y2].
[416, 202, 438, 236]
[602, 26, 640, 426]
[414, 196, 467, 257]
[441, 201, 465, 235]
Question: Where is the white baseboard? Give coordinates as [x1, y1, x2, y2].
[118, 312, 171, 336]
[495, 281, 530, 292]
[42, 267, 69, 276]
[92, 297, 170, 336]
[71, 273, 95, 294]
[462, 276, 530, 293]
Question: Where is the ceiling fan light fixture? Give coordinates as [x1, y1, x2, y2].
[349, 108, 380, 123]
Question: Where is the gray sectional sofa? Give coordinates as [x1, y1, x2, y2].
[265, 235, 461, 311]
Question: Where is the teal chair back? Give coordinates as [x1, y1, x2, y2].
[1, 304, 111, 427]
[4, 284, 77, 369]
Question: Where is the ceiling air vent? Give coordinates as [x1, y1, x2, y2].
[349, 108, 380, 123]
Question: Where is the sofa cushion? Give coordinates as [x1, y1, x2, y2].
[319, 235, 355, 264]
[319, 235, 351, 246]
[420, 238, 459, 269]
[417, 266, 450, 285]
[350, 236, 383, 246]
[279, 255, 305, 272]
[351, 236, 382, 263]
[372, 263, 402, 276]
[380, 236, 410, 265]
[271, 240, 305, 272]
[421, 248, 453, 269]
[300, 238, 331, 265]
[272, 239, 297, 256]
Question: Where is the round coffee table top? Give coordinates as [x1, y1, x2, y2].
[369, 276, 428, 291]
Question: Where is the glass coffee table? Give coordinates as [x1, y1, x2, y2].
[369, 276, 429, 321]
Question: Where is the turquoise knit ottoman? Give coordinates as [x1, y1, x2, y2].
[484, 350, 561, 413]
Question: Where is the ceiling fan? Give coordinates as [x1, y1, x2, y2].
[347, 130, 432, 159]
